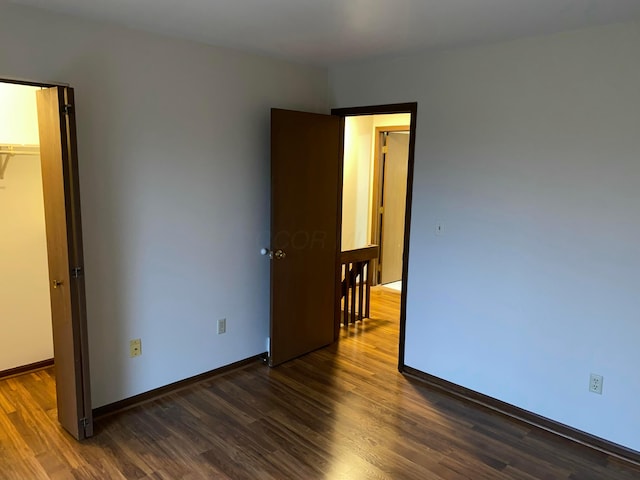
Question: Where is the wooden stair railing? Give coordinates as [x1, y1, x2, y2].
[340, 245, 379, 326]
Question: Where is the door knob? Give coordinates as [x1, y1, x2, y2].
[260, 248, 286, 260]
[52, 280, 64, 288]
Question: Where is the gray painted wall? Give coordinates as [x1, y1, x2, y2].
[330, 21, 640, 451]
[0, 3, 328, 407]
[4, 0, 640, 453]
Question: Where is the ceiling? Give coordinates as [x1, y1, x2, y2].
[11, 0, 640, 65]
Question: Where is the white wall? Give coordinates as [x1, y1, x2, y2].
[0, 2, 328, 407]
[0, 83, 53, 371]
[342, 116, 373, 250]
[330, 21, 640, 451]
[342, 114, 411, 251]
[372, 114, 411, 129]
[0, 84, 40, 145]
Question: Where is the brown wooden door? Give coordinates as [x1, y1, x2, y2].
[36, 86, 93, 439]
[269, 109, 342, 366]
[380, 132, 409, 285]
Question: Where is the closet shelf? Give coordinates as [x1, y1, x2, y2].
[0, 144, 40, 156]
[0, 144, 40, 180]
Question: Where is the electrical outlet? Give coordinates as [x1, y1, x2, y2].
[129, 338, 142, 358]
[217, 318, 226, 335]
[589, 373, 603, 395]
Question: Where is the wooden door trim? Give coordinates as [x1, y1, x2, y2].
[61, 87, 93, 437]
[331, 103, 418, 371]
[334, 117, 346, 341]
[371, 125, 410, 286]
[0, 77, 69, 88]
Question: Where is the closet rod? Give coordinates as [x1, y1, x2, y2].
[0, 145, 40, 156]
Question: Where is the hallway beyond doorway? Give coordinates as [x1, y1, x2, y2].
[382, 280, 402, 292]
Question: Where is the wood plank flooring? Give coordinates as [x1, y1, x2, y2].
[1, 287, 639, 479]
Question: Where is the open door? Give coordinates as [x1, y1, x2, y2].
[36, 86, 93, 439]
[269, 109, 343, 366]
[379, 131, 410, 285]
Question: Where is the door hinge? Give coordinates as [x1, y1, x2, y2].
[62, 104, 73, 115]
[80, 417, 89, 428]
[382, 145, 389, 154]
[379, 207, 384, 214]
[71, 266, 84, 279]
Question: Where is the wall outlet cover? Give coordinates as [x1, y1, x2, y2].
[217, 318, 227, 335]
[129, 338, 142, 358]
[589, 373, 603, 395]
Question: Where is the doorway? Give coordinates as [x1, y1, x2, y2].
[333, 103, 417, 369]
[373, 127, 410, 288]
[267, 104, 416, 369]
[0, 78, 93, 439]
[0, 83, 53, 377]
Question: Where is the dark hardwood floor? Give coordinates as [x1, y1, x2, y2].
[1, 287, 639, 479]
